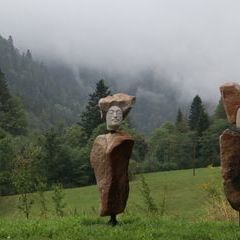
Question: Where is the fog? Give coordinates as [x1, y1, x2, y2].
[1, 0, 240, 102]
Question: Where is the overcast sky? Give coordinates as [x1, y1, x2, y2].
[0, 0, 240, 102]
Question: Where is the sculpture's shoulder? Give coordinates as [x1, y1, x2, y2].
[93, 134, 107, 144]
[91, 134, 108, 152]
[115, 131, 134, 141]
[93, 132, 133, 144]
[104, 131, 134, 156]
[105, 131, 134, 151]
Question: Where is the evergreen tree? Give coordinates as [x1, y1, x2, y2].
[0, 134, 15, 195]
[0, 69, 27, 135]
[1, 97, 28, 135]
[176, 108, 183, 125]
[80, 79, 110, 137]
[7, 36, 13, 49]
[26, 49, 32, 60]
[0, 69, 11, 111]
[197, 108, 210, 136]
[189, 95, 209, 136]
[188, 95, 203, 130]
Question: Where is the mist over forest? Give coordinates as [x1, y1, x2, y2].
[1, 0, 239, 133]
[1, 1, 239, 125]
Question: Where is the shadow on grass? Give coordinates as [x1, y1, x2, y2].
[79, 215, 139, 227]
[80, 217, 105, 226]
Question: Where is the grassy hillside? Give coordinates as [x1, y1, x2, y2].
[0, 167, 223, 219]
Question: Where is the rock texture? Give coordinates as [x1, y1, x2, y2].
[99, 93, 136, 120]
[220, 129, 240, 210]
[90, 132, 134, 216]
[236, 108, 240, 129]
[220, 83, 240, 124]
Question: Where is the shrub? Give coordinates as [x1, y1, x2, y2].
[52, 184, 66, 217]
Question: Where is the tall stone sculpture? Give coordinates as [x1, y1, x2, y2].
[90, 93, 135, 225]
[220, 83, 240, 211]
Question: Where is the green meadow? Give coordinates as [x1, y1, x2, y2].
[0, 167, 221, 218]
[1, 216, 240, 240]
[1, 167, 239, 240]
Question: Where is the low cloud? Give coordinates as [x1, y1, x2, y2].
[0, 0, 239, 102]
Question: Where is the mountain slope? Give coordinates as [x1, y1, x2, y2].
[0, 35, 85, 129]
[0, 34, 191, 134]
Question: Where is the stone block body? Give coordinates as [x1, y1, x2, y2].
[220, 129, 240, 210]
[90, 131, 134, 216]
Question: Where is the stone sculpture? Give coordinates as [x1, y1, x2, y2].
[220, 83, 240, 210]
[90, 93, 135, 225]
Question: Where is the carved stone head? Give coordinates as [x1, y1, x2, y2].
[106, 106, 123, 131]
[99, 93, 136, 131]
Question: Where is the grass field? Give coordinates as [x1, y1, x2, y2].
[0, 167, 222, 219]
[1, 167, 240, 240]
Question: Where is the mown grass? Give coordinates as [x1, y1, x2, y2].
[0, 215, 240, 240]
[0, 167, 221, 219]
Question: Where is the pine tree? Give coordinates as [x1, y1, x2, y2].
[26, 49, 32, 60]
[0, 69, 27, 135]
[188, 95, 203, 130]
[1, 97, 28, 135]
[188, 95, 209, 136]
[197, 107, 210, 136]
[0, 69, 11, 111]
[7, 36, 13, 47]
[80, 79, 110, 137]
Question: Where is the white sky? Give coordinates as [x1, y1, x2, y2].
[1, 0, 240, 101]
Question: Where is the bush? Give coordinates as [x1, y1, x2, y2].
[52, 184, 66, 217]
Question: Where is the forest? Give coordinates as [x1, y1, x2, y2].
[0, 42, 228, 197]
[0, 33, 228, 197]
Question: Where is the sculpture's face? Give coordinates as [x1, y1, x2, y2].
[106, 106, 123, 131]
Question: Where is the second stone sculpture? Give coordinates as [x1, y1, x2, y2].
[220, 83, 240, 211]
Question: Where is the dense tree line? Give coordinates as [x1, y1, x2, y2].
[144, 96, 228, 172]
[0, 78, 147, 195]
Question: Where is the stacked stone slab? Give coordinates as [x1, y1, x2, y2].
[220, 83, 240, 210]
[90, 93, 135, 218]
